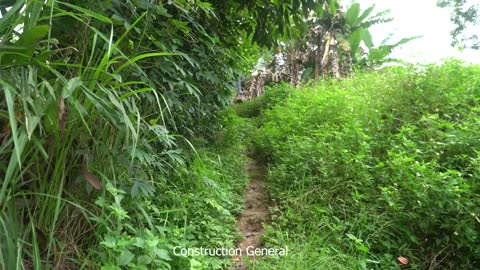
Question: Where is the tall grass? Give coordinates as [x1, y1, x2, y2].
[0, 1, 248, 269]
[0, 2, 171, 268]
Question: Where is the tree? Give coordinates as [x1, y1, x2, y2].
[242, 1, 416, 98]
[437, 0, 479, 49]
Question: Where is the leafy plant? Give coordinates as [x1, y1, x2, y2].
[0, 0, 256, 268]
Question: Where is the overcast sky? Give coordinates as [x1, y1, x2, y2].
[352, 0, 480, 64]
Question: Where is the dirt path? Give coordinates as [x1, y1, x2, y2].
[232, 158, 270, 270]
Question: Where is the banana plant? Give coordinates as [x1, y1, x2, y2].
[298, 1, 414, 80]
[341, 3, 391, 63]
[341, 3, 421, 66]
[238, 1, 417, 99]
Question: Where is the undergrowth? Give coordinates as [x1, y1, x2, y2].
[241, 61, 480, 269]
[93, 109, 251, 270]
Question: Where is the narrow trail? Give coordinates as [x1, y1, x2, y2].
[232, 158, 270, 270]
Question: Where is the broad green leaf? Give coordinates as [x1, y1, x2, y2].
[357, 245, 370, 253]
[369, 35, 420, 62]
[137, 255, 152, 265]
[135, 0, 151, 10]
[348, 28, 364, 54]
[64, 77, 83, 98]
[111, 13, 125, 25]
[328, 0, 337, 16]
[196, 0, 216, 18]
[100, 234, 117, 248]
[0, 25, 49, 65]
[116, 250, 134, 266]
[190, 258, 203, 270]
[346, 233, 363, 243]
[358, 4, 376, 23]
[13, 23, 48, 46]
[345, 3, 360, 26]
[315, 2, 325, 18]
[368, 46, 392, 62]
[100, 265, 121, 270]
[393, 36, 421, 47]
[155, 249, 171, 260]
[362, 30, 374, 48]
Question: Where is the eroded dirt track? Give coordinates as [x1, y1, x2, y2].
[232, 159, 269, 270]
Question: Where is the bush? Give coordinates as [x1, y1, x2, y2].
[232, 83, 294, 118]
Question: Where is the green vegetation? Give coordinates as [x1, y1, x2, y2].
[240, 61, 480, 269]
[0, 0, 257, 268]
[1, 0, 479, 269]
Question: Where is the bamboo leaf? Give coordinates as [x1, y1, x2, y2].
[1, 80, 21, 170]
[57, 1, 112, 24]
[113, 52, 181, 75]
[119, 88, 155, 101]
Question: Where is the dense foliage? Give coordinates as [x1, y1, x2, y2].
[239, 61, 480, 269]
[2, 0, 479, 269]
[0, 0, 261, 268]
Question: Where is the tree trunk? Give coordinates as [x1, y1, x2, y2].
[321, 34, 332, 80]
[346, 53, 353, 76]
[331, 41, 340, 79]
[314, 33, 321, 80]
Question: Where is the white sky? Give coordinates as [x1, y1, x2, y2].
[352, 0, 480, 64]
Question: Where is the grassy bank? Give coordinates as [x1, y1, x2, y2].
[235, 61, 480, 269]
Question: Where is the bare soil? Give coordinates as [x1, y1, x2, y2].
[231, 158, 270, 270]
